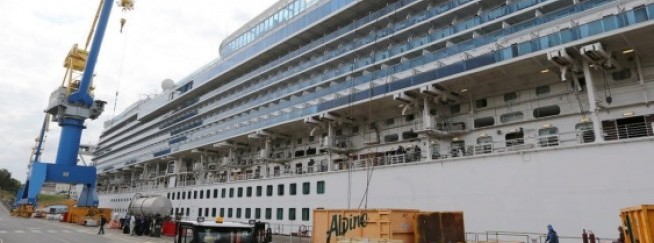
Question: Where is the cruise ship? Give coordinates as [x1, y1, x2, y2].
[95, 0, 654, 239]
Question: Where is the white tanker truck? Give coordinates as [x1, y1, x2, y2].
[128, 194, 173, 217]
[125, 194, 173, 236]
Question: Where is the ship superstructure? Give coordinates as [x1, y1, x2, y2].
[95, 0, 654, 238]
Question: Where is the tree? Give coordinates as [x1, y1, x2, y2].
[0, 169, 21, 194]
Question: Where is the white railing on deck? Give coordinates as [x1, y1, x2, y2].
[99, 122, 654, 194]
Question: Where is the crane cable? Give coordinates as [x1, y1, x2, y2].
[112, 1, 135, 116]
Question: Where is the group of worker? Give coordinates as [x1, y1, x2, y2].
[118, 214, 155, 236]
[545, 225, 626, 243]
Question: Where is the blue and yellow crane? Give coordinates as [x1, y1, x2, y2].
[14, 0, 134, 217]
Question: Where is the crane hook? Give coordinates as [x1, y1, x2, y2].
[120, 18, 126, 33]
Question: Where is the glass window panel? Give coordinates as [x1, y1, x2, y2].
[533, 105, 561, 118]
[474, 116, 495, 128]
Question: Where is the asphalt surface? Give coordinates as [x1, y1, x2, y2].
[0, 205, 310, 243]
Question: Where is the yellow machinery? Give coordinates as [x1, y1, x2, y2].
[621, 205, 654, 243]
[67, 207, 112, 225]
[14, 205, 34, 218]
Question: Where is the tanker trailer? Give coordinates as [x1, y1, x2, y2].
[127, 194, 172, 237]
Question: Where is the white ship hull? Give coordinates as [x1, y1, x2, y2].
[100, 137, 654, 239]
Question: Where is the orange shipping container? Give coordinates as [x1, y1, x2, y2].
[621, 205, 654, 243]
[313, 209, 420, 243]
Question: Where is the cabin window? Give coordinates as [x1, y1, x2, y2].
[229, 188, 234, 198]
[536, 85, 550, 96]
[475, 98, 487, 108]
[289, 208, 296, 221]
[475, 136, 493, 154]
[167, 193, 171, 199]
[295, 150, 305, 157]
[228, 208, 233, 218]
[302, 182, 310, 195]
[351, 126, 360, 134]
[182, 192, 186, 200]
[256, 186, 262, 197]
[199, 190, 203, 199]
[450, 140, 466, 157]
[186, 208, 189, 216]
[306, 147, 317, 155]
[205, 208, 209, 217]
[277, 208, 284, 220]
[308, 136, 315, 142]
[538, 127, 559, 147]
[296, 138, 303, 145]
[505, 130, 525, 147]
[302, 208, 310, 221]
[386, 118, 395, 126]
[265, 208, 272, 220]
[206, 189, 210, 198]
[405, 114, 415, 122]
[477, 136, 493, 144]
[384, 134, 399, 143]
[266, 185, 273, 197]
[212, 208, 216, 217]
[255, 208, 261, 219]
[576, 122, 595, 143]
[504, 92, 518, 102]
[474, 116, 495, 128]
[533, 105, 561, 118]
[603, 116, 650, 140]
[221, 188, 226, 198]
[446, 122, 466, 130]
[236, 208, 242, 218]
[246, 187, 252, 197]
[290, 183, 297, 195]
[450, 104, 461, 114]
[368, 122, 376, 130]
[317, 181, 325, 194]
[193, 191, 197, 199]
[237, 187, 243, 197]
[220, 208, 225, 217]
[245, 208, 251, 219]
[213, 189, 218, 198]
[401, 130, 419, 140]
[335, 129, 343, 136]
[277, 184, 285, 196]
[501, 112, 524, 123]
[611, 68, 632, 81]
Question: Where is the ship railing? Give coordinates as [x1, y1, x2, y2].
[466, 231, 596, 243]
[268, 222, 313, 238]
[603, 121, 654, 141]
[341, 154, 408, 171]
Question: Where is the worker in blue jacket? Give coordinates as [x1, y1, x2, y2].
[546, 224, 559, 243]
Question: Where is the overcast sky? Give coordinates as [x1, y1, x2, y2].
[0, 0, 276, 183]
